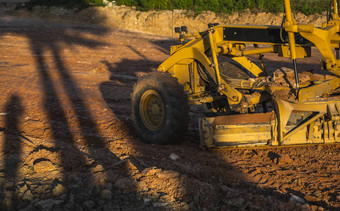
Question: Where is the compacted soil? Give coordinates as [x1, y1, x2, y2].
[0, 9, 339, 211]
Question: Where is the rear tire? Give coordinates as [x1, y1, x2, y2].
[131, 72, 189, 144]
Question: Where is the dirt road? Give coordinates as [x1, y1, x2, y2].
[0, 10, 339, 211]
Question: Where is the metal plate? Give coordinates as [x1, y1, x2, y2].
[223, 26, 286, 44]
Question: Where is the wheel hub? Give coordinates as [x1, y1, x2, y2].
[140, 90, 165, 131]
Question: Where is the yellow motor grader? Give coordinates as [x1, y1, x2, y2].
[131, 0, 340, 148]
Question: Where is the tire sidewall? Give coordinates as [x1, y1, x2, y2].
[131, 72, 189, 144]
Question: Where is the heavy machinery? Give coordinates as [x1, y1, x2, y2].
[131, 0, 340, 148]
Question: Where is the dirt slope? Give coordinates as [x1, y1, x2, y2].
[0, 6, 339, 211]
[2, 4, 327, 36]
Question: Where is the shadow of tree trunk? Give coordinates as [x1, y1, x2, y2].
[1, 94, 23, 209]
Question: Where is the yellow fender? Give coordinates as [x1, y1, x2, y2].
[158, 47, 217, 83]
[158, 46, 242, 104]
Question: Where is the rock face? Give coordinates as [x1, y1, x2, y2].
[79, 7, 327, 36]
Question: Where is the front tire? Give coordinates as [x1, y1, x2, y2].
[131, 72, 189, 144]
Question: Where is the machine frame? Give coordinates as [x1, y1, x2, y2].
[131, 0, 340, 148]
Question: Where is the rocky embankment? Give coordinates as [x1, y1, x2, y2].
[1, 3, 327, 36]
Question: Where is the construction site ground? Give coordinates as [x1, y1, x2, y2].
[0, 7, 339, 211]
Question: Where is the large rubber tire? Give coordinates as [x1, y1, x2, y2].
[131, 72, 189, 144]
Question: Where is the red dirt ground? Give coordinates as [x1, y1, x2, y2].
[0, 9, 339, 211]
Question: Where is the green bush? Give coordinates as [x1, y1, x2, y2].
[115, 0, 330, 15]
[27, 0, 331, 15]
[293, 0, 327, 15]
[27, 0, 112, 9]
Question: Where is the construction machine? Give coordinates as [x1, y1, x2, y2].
[131, 0, 340, 148]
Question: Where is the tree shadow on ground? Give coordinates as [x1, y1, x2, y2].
[0, 94, 23, 208]
[0, 10, 338, 210]
[0, 8, 150, 210]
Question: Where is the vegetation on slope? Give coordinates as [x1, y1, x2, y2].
[27, 0, 330, 15]
[115, 0, 329, 15]
[27, 0, 112, 9]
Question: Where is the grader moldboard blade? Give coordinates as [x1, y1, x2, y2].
[199, 112, 276, 148]
[131, 0, 340, 149]
[200, 100, 340, 149]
